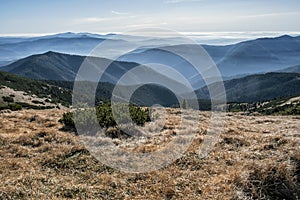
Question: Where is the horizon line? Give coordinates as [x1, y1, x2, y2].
[1, 31, 300, 37]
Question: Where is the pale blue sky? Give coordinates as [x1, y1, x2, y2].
[1, 0, 300, 35]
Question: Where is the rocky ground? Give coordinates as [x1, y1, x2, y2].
[0, 108, 299, 199]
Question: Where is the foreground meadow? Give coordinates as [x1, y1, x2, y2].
[0, 108, 299, 199]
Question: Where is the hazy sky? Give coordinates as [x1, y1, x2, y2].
[1, 0, 300, 35]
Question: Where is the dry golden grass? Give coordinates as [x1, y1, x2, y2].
[0, 108, 299, 199]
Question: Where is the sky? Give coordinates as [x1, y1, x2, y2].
[1, 0, 300, 36]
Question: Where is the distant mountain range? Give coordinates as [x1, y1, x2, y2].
[0, 36, 105, 64]
[0, 32, 170, 65]
[1, 33, 300, 79]
[1, 33, 300, 106]
[205, 35, 300, 74]
[119, 35, 300, 78]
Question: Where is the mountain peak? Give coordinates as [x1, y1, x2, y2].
[57, 32, 76, 36]
[251, 34, 294, 43]
[277, 34, 293, 40]
[42, 51, 72, 58]
[44, 51, 58, 55]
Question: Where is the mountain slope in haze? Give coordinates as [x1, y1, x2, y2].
[0, 36, 103, 61]
[278, 64, 300, 73]
[0, 32, 113, 45]
[208, 35, 300, 76]
[118, 47, 204, 89]
[119, 35, 300, 77]
[0, 34, 131, 63]
[1, 51, 193, 97]
[1, 33, 300, 75]
[0, 51, 142, 82]
[0, 32, 169, 64]
[196, 72, 300, 102]
[1, 51, 84, 80]
[2, 33, 300, 86]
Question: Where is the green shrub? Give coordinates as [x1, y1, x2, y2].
[15, 102, 54, 110]
[59, 112, 75, 127]
[129, 105, 151, 125]
[32, 100, 45, 105]
[8, 103, 22, 111]
[0, 102, 22, 111]
[2, 96, 14, 103]
[59, 103, 150, 131]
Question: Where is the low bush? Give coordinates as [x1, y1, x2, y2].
[16, 102, 54, 110]
[0, 103, 22, 111]
[8, 103, 22, 111]
[2, 96, 14, 103]
[59, 112, 75, 127]
[32, 100, 45, 105]
[59, 103, 150, 134]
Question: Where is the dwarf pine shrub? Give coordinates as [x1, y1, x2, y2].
[59, 103, 150, 131]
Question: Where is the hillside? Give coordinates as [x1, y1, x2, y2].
[2, 67, 300, 109]
[0, 70, 72, 107]
[0, 70, 180, 108]
[196, 72, 300, 102]
[49, 80, 179, 107]
[228, 95, 300, 115]
[0, 51, 141, 83]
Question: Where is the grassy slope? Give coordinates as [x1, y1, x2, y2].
[228, 95, 300, 115]
[0, 108, 299, 199]
[0, 70, 72, 106]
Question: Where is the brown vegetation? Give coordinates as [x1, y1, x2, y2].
[0, 108, 299, 199]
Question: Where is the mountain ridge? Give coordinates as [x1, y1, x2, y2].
[1, 33, 300, 76]
[0, 51, 142, 82]
[119, 34, 300, 77]
[195, 72, 300, 102]
[1, 68, 300, 109]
